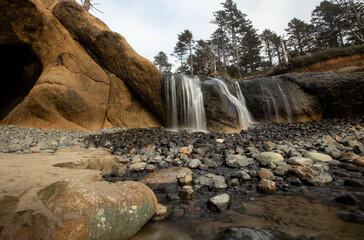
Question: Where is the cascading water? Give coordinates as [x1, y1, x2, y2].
[278, 83, 292, 121]
[164, 74, 206, 130]
[213, 78, 252, 130]
[259, 80, 279, 122]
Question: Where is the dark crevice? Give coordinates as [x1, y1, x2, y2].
[0, 44, 42, 120]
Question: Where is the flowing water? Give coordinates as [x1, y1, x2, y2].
[278, 83, 292, 122]
[259, 80, 280, 122]
[164, 74, 206, 130]
[213, 78, 252, 130]
[133, 191, 364, 240]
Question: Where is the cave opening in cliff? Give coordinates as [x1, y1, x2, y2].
[0, 44, 42, 120]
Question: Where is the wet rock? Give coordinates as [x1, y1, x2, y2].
[188, 159, 202, 169]
[177, 172, 193, 186]
[339, 152, 358, 162]
[339, 210, 364, 224]
[344, 179, 364, 187]
[142, 167, 192, 190]
[225, 155, 252, 168]
[256, 152, 284, 164]
[293, 166, 332, 186]
[257, 179, 277, 194]
[341, 163, 358, 172]
[198, 174, 227, 189]
[208, 193, 231, 212]
[354, 145, 364, 155]
[257, 169, 275, 181]
[304, 152, 332, 162]
[179, 186, 195, 200]
[203, 158, 218, 168]
[273, 166, 289, 177]
[334, 194, 358, 205]
[287, 157, 313, 166]
[153, 204, 172, 221]
[215, 227, 280, 240]
[353, 157, 364, 167]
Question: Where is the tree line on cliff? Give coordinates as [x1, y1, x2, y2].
[153, 0, 363, 78]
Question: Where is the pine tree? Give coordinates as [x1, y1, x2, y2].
[172, 41, 188, 73]
[177, 30, 194, 75]
[153, 51, 172, 73]
[311, 1, 347, 48]
[285, 18, 314, 56]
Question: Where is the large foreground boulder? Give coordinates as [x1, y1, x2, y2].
[0, 0, 161, 130]
[38, 179, 157, 240]
[0, 148, 157, 240]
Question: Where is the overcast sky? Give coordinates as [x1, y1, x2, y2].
[92, 0, 323, 66]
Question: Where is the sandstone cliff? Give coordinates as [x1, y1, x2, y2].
[0, 0, 163, 130]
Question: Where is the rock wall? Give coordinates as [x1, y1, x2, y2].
[0, 0, 161, 130]
[286, 54, 364, 74]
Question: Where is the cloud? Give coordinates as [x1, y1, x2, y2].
[92, 0, 322, 63]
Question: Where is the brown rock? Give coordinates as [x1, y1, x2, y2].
[0, 0, 161, 130]
[142, 167, 192, 188]
[353, 157, 364, 167]
[257, 179, 277, 194]
[52, 1, 166, 123]
[179, 147, 193, 155]
[257, 168, 275, 180]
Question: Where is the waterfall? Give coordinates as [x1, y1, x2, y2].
[213, 78, 252, 130]
[278, 84, 292, 121]
[164, 74, 206, 130]
[260, 81, 279, 122]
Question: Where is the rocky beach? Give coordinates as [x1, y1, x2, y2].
[1, 119, 363, 239]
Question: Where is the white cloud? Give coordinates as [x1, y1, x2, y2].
[92, 0, 322, 63]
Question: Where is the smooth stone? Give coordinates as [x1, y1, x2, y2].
[207, 193, 231, 212]
[353, 157, 364, 167]
[344, 179, 364, 187]
[334, 194, 358, 205]
[142, 167, 192, 188]
[304, 152, 332, 162]
[38, 179, 157, 239]
[339, 210, 364, 224]
[257, 168, 275, 181]
[256, 152, 284, 164]
[287, 157, 313, 166]
[188, 159, 202, 169]
[198, 174, 227, 189]
[341, 163, 358, 172]
[225, 155, 251, 168]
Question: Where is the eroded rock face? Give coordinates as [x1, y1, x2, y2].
[239, 72, 364, 123]
[52, 1, 166, 123]
[0, 0, 161, 130]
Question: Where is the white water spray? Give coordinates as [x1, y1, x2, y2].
[164, 75, 206, 130]
[213, 78, 252, 130]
